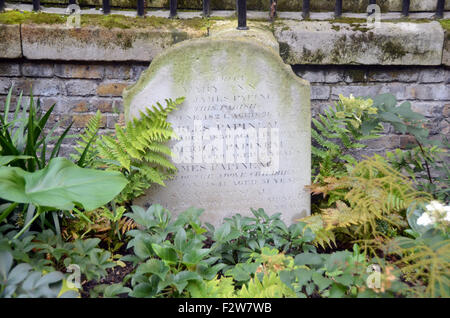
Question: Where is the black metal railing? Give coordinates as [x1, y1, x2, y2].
[102, 0, 110, 15]
[335, 0, 342, 18]
[1, 0, 445, 27]
[302, 0, 310, 19]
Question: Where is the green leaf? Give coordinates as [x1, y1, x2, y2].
[0, 157, 128, 211]
[334, 273, 354, 286]
[103, 284, 131, 298]
[151, 244, 178, 265]
[213, 222, 231, 242]
[182, 248, 211, 266]
[225, 263, 259, 282]
[0, 155, 34, 166]
[133, 239, 154, 260]
[174, 228, 187, 252]
[136, 259, 170, 281]
[329, 283, 347, 298]
[0, 250, 13, 281]
[312, 272, 332, 291]
[173, 271, 202, 293]
[294, 253, 323, 267]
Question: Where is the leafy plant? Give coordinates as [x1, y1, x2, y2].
[385, 226, 450, 297]
[0, 250, 78, 298]
[312, 94, 382, 184]
[93, 98, 184, 203]
[62, 207, 136, 244]
[386, 144, 449, 202]
[0, 86, 73, 172]
[88, 283, 131, 298]
[70, 110, 102, 168]
[307, 155, 432, 249]
[0, 157, 128, 239]
[209, 208, 316, 270]
[187, 248, 297, 298]
[123, 205, 224, 297]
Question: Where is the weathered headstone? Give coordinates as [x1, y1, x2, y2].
[123, 22, 311, 226]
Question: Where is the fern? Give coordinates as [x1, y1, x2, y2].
[312, 95, 382, 184]
[309, 156, 432, 250]
[71, 110, 102, 167]
[96, 98, 184, 203]
[385, 233, 450, 297]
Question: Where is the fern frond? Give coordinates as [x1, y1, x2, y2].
[95, 98, 184, 203]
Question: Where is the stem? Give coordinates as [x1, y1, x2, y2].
[416, 139, 433, 185]
[13, 207, 41, 240]
[0, 202, 18, 223]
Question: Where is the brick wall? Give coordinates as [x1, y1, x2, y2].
[0, 59, 449, 157]
[295, 65, 450, 157]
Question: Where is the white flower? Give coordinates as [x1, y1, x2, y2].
[426, 201, 445, 213]
[445, 213, 450, 223]
[417, 213, 434, 226]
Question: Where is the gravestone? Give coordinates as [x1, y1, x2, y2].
[123, 22, 311, 226]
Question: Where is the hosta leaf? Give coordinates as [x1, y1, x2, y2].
[0, 157, 128, 211]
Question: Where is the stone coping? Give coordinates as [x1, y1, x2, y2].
[0, 9, 448, 66]
[6, 0, 450, 13]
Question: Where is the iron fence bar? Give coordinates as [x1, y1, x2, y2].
[103, 0, 111, 15]
[0, 0, 5, 11]
[170, 0, 177, 18]
[302, 0, 310, 19]
[237, 0, 248, 30]
[436, 0, 445, 18]
[33, 0, 40, 11]
[68, 0, 76, 5]
[137, 0, 145, 17]
[203, 0, 211, 17]
[335, 0, 342, 17]
[368, 0, 376, 16]
[270, 0, 277, 20]
[402, 0, 410, 16]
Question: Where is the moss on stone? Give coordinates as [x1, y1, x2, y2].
[0, 10, 66, 25]
[380, 40, 407, 61]
[0, 10, 213, 31]
[440, 19, 450, 31]
[329, 17, 367, 25]
[345, 69, 366, 82]
[302, 47, 325, 64]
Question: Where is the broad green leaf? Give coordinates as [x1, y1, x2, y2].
[151, 244, 178, 265]
[182, 248, 211, 266]
[294, 253, 323, 267]
[136, 259, 169, 281]
[213, 222, 231, 243]
[174, 228, 187, 252]
[173, 271, 202, 293]
[0, 155, 33, 166]
[0, 250, 13, 281]
[0, 157, 128, 211]
[329, 283, 347, 298]
[312, 272, 332, 291]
